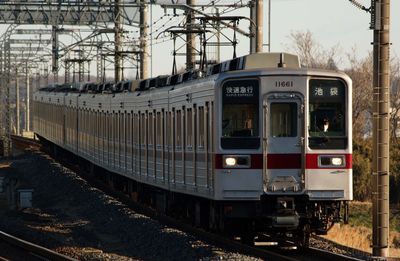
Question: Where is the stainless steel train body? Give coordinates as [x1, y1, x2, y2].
[33, 53, 352, 246]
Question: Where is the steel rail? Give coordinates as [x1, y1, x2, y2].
[10, 135, 41, 151]
[0, 231, 77, 261]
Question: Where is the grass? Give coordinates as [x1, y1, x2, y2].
[347, 201, 400, 233]
[322, 201, 400, 257]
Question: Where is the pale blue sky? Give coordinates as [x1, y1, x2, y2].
[1, 1, 398, 79]
[271, 0, 399, 60]
[150, 0, 400, 76]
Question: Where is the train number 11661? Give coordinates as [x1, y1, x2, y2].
[275, 81, 294, 88]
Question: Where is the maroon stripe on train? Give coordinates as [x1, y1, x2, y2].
[267, 154, 302, 169]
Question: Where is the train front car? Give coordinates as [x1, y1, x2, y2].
[214, 53, 352, 247]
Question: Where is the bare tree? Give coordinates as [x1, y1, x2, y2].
[345, 50, 373, 139]
[286, 30, 341, 69]
[389, 56, 400, 142]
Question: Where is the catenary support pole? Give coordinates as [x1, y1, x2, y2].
[267, 0, 271, 52]
[15, 68, 20, 135]
[186, 0, 196, 70]
[255, 0, 263, 52]
[25, 64, 30, 132]
[51, 25, 59, 83]
[114, 0, 123, 82]
[372, 0, 390, 257]
[250, 0, 263, 53]
[140, 0, 149, 79]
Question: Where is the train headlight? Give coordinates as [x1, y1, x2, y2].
[331, 157, 343, 166]
[318, 155, 345, 168]
[223, 155, 251, 168]
[225, 157, 237, 167]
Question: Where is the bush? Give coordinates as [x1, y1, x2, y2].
[390, 142, 400, 204]
[352, 138, 400, 204]
[352, 139, 372, 201]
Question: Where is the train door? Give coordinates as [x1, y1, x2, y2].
[263, 93, 304, 193]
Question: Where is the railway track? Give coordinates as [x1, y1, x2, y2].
[10, 136, 365, 261]
[0, 230, 76, 261]
[10, 134, 41, 152]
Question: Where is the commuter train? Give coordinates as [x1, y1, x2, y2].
[33, 52, 352, 247]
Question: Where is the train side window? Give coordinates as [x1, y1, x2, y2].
[198, 106, 205, 149]
[134, 113, 139, 146]
[122, 112, 125, 147]
[117, 112, 121, 146]
[127, 112, 131, 145]
[156, 111, 162, 149]
[114, 112, 117, 145]
[186, 108, 193, 149]
[140, 112, 146, 147]
[167, 110, 173, 149]
[209, 102, 213, 150]
[176, 110, 182, 149]
[148, 112, 154, 146]
[101, 112, 107, 140]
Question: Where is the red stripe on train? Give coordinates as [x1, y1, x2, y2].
[215, 153, 352, 169]
[305, 153, 352, 169]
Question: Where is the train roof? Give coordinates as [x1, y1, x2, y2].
[35, 52, 350, 96]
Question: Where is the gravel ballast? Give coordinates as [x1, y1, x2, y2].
[0, 151, 261, 261]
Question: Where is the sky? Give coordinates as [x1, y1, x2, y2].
[149, 0, 400, 76]
[1, 0, 399, 80]
[270, 0, 399, 62]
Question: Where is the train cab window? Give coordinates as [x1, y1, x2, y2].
[270, 103, 297, 137]
[221, 79, 260, 149]
[308, 79, 347, 149]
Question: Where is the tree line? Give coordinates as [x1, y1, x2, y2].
[287, 30, 400, 203]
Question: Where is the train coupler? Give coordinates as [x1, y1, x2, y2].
[271, 197, 299, 229]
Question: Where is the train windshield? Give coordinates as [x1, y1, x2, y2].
[308, 79, 347, 149]
[221, 79, 260, 149]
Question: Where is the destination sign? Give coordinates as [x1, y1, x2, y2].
[310, 80, 344, 99]
[222, 79, 258, 103]
[224, 85, 254, 97]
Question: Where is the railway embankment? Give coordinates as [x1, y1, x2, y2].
[0, 151, 262, 260]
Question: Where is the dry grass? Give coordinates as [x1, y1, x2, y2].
[322, 201, 400, 258]
[0, 162, 10, 168]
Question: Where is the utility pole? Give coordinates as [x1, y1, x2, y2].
[372, 0, 390, 257]
[186, 0, 196, 70]
[114, 0, 123, 82]
[140, 0, 149, 79]
[348, 0, 391, 256]
[250, 0, 263, 53]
